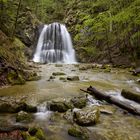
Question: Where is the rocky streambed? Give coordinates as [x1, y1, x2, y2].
[0, 64, 140, 140]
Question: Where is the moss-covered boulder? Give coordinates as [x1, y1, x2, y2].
[121, 89, 140, 103]
[48, 98, 73, 112]
[71, 95, 87, 109]
[7, 70, 26, 85]
[73, 106, 100, 126]
[0, 97, 37, 113]
[29, 127, 46, 140]
[67, 76, 79, 81]
[52, 72, 66, 76]
[16, 111, 33, 123]
[68, 125, 89, 140]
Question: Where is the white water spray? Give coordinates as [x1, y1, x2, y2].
[33, 22, 77, 64]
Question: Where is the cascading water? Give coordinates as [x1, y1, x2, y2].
[33, 22, 77, 64]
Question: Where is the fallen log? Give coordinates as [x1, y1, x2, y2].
[121, 89, 140, 104]
[85, 86, 140, 116]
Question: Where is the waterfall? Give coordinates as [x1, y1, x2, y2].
[33, 22, 77, 64]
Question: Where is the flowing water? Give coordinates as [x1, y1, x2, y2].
[0, 64, 140, 140]
[1, 23, 140, 139]
[33, 23, 77, 64]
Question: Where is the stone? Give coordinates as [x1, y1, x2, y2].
[63, 109, 74, 123]
[73, 106, 100, 126]
[71, 95, 87, 109]
[121, 89, 140, 103]
[27, 127, 46, 140]
[48, 98, 73, 112]
[68, 125, 89, 139]
[16, 111, 33, 123]
[52, 72, 66, 76]
[67, 76, 79, 81]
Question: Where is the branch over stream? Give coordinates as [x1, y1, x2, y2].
[81, 86, 140, 116]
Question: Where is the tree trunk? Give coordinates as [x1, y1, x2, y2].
[85, 86, 140, 116]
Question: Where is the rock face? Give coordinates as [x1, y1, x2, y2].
[73, 107, 100, 126]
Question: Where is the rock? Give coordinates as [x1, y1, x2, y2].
[26, 72, 41, 81]
[79, 64, 93, 70]
[121, 89, 140, 103]
[71, 95, 87, 108]
[48, 98, 73, 112]
[59, 77, 67, 81]
[7, 70, 26, 85]
[0, 102, 16, 113]
[0, 97, 37, 113]
[16, 111, 33, 123]
[29, 127, 46, 140]
[68, 125, 89, 139]
[96, 105, 116, 114]
[49, 76, 55, 79]
[137, 79, 140, 83]
[55, 64, 63, 67]
[63, 109, 74, 123]
[73, 106, 100, 126]
[132, 67, 140, 75]
[67, 76, 79, 81]
[52, 72, 66, 76]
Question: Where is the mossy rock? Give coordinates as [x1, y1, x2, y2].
[68, 125, 89, 140]
[16, 102, 37, 113]
[71, 95, 87, 109]
[121, 89, 140, 103]
[8, 70, 25, 85]
[59, 77, 67, 81]
[48, 98, 73, 112]
[26, 72, 41, 81]
[74, 106, 100, 126]
[28, 127, 46, 140]
[67, 76, 79, 81]
[0, 102, 16, 113]
[52, 72, 66, 76]
[16, 111, 33, 123]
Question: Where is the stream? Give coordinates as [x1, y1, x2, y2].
[0, 64, 140, 140]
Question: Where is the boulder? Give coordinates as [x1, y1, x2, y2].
[121, 89, 140, 103]
[47, 98, 73, 112]
[71, 95, 87, 108]
[67, 76, 79, 81]
[73, 106, 100, 126]
[28, 127, 46, 140]
[63, 109, 74, 123]
[68, 125, 89, 139]
[16, 111, 33, 123]
[52, 72, 66, 76]
[0, 97, 37, 113]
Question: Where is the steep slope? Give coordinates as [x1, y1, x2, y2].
[64, 0, 140, 66]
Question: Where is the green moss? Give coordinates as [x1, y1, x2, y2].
[52, 72, 66, 76]
[68, 125, 89, 139]
[7, 70, 26, 85]
[28, 127, 46, 140]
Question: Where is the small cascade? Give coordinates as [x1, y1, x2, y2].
[33, 22, 77, 64]
[35, 102, 52, 120]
